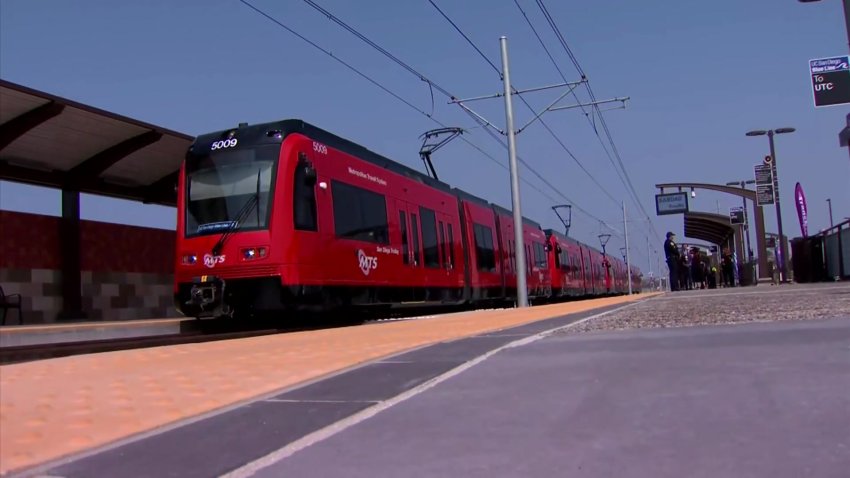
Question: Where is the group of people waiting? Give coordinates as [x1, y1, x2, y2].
[663, 232, 739, 291]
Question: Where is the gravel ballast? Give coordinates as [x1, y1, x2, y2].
[560, 282, 850, 335]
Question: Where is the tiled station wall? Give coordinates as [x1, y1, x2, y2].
[0, 210, 177, 323]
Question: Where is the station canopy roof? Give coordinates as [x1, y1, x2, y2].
[0, 79, 194, 207]
[683, 211, 735, 246]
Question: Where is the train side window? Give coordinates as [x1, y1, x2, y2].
[447, 223, 455, 268]
[419, 207, 440, 268]
[507, 239, 514, 273]
[534, 242, 547, 269]
[411, 213, 421, 266]
[331, 180, 388, 243]
[439, 220, 449, 267]
[399, 211, 409, 265]
[293, 155, 318, 231]
[472, 223, 496, 272]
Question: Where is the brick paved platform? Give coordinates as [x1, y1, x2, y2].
[0, 293, 654, 476]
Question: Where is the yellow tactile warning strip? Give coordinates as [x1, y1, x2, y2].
[0, 293, 659, 475]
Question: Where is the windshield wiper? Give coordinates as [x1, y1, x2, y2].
[210, 168, 262, 257]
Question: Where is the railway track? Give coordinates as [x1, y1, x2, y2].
[0, 328, 286, 365]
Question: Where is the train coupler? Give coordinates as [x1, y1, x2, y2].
[187, 275, 231, 318]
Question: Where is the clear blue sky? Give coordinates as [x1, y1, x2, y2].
[2, 0, 849, 275]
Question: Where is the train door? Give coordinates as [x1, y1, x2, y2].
[436, 213, 460, 302]
[581, 247, 592, 295]
[436, 213, 455, 274]
[396, 200, 424, 301]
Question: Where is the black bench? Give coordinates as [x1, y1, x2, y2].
[1, 284, 22, 325]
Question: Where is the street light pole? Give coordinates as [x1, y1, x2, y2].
[746, 127, 795, 283]
[767, 130, 789, 282]
[827, 198, 834, 227]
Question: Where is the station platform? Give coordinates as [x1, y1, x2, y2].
[0, 293, 654, 477]
[3, 283, 846, 477]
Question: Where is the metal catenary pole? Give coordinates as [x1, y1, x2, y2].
[450, 36, 628, 306]
[623, 201, 632, 294]
[500, 36, 528, 307]
[768, 131, 788, 282]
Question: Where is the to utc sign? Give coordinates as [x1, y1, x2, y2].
[809, 55, 850, 108]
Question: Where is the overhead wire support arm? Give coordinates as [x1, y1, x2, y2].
[453, 79, 589, 137]
[455, 102, 505, 135]
[549, 97, 630, 112]
[516, 83, 581, 134]
[448, 80, 585, 104]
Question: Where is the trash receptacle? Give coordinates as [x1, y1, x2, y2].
[791, 236, 827, 283]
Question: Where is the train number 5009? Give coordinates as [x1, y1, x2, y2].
[313, 142, 328, 155]
[211, 139, 238, 150]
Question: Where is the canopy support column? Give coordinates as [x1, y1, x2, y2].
[57, 188, 86, 320]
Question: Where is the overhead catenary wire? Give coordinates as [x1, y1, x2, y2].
[236, 4, 641, 266]
[236, 0, 646, 266]
[236, 0, 563, 208]
[430, 0, 654, 245]
[534, 0, 661, 241]
[428, 0, 622, 209]
[514, 0, 655, 243]
[510, 0, 627, 196]
[426, 0, 502, 76]
[294, 0, 621, 231]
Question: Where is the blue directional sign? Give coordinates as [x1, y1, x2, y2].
[809, 56, 850, 108]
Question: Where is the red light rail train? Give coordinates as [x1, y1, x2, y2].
[173, 120, 641, 320]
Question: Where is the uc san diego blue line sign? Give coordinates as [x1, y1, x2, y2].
[810, 55, 850, 108]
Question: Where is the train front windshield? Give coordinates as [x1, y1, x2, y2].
[184, 145, 278, 237]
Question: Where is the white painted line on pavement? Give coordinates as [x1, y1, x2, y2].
[220, 299, 645, 478]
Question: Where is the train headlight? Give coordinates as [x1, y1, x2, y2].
[182, 254, 198, 265]
[241, 247, 267, 260]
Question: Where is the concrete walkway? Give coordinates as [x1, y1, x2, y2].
[246, 317, 850, 478]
